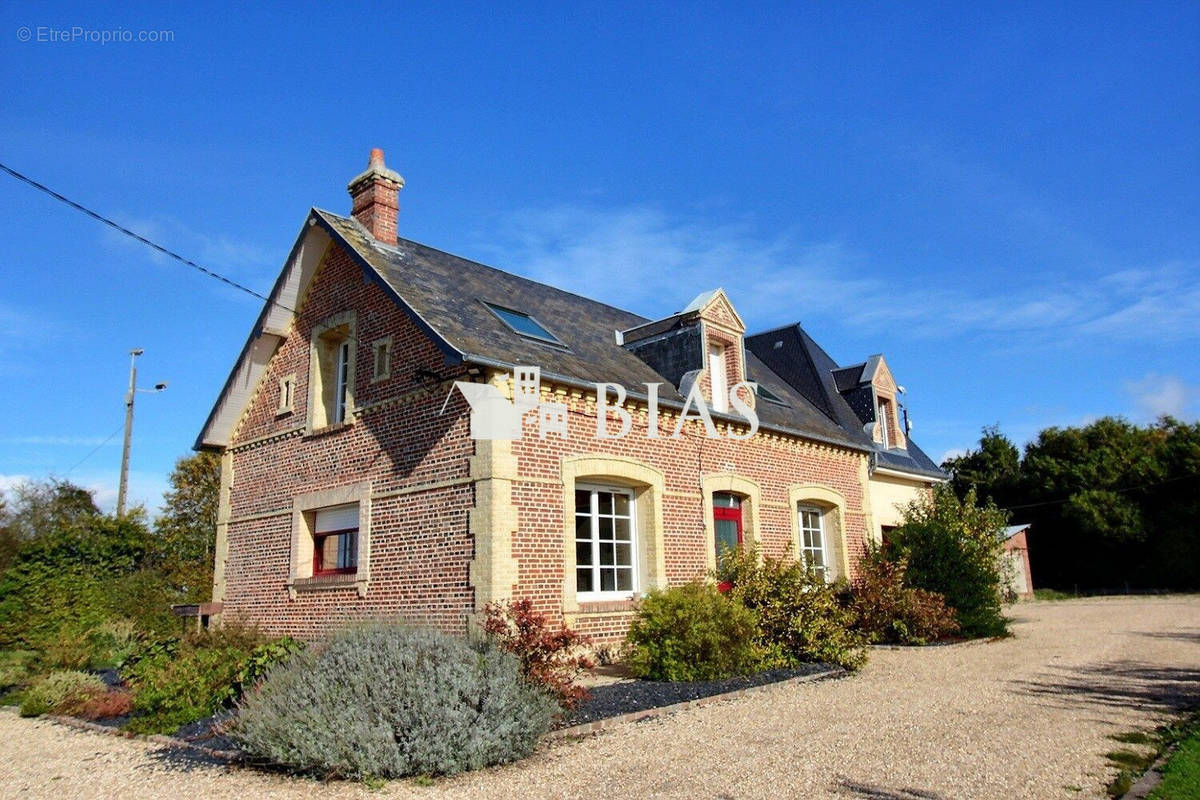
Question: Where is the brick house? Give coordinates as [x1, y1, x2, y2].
[196, 149, 946, 642]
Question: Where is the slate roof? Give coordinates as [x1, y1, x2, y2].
[199, 207, 947, 471]
[745, 323, 947, 480]
[312, 210, 864, 450]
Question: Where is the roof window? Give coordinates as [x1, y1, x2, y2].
[483, 302, 564, 345]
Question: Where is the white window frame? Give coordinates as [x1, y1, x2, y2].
[798, 505, 829, 582]
[574, 484, 638, 602]
[333, 340, 351, 424]
[307, 311, 356, 431]
[877, 399, 891, 449]
[709, 343, 728, 413]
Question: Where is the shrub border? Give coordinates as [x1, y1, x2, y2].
[11, 666, 845, 764]
[547, 666, 844, 740]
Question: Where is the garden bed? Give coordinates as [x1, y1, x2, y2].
[47, 663, 839, 757]
[557, 663, 834, 728]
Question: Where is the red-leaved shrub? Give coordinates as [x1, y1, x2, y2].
[483, 599, 594, 708]
[852, 552, 959, 645]
[77, 688, 135, 720]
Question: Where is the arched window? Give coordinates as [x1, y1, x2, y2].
[561, 456, 666, 613]
[787, 484, 849, 582]
[712, 492, 742, 568]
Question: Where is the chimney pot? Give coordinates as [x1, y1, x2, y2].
[347, 148, 404, 246]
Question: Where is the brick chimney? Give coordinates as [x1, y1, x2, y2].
[347, 148, 404, 246]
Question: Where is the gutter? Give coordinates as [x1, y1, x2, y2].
[870, 461, 949, 483]
[458, 353, 872, 455]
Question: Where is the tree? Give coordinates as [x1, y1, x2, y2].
[941, 425, 1021, 508]
[0, 479, 100, 573]
[888, 484, 1009, 638]
[4, 478, 99, 542]
[155, 452, 220, 565]
[153, 452, 220, 601]
[0, 510, 172, 648]
[1020, 417, 1164, 590]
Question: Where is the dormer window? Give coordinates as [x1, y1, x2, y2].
[709, 343, 728, 413]
[484, 302, 564, 346]
[873, 400, 892, 450]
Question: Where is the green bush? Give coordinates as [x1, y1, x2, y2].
[232, 625, 555, 779]
[123, 625, 302, 735]
[890, 485, 1010, 638]
[19, 670, 106, 717]
[84, 620, 141, 669]
[716, 548, 867, 670]
[0, 514, 179, 651]
[626, 582, 761, 681]
[0, 650, 38, 695]
[851, 549, 959, 645]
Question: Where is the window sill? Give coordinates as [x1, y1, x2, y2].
[576, 598, 637, 614]
[290, 572, 360, 593]
[275, 407, 294, 419]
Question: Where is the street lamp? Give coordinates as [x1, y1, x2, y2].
[117, 349, 167, 517]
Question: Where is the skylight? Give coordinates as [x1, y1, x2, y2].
[755, 383, 788, 405]
[483, 302, 563, 345]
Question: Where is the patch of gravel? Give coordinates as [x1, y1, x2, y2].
[559, 663, 832, 727]
[2, 596, 1198, 799]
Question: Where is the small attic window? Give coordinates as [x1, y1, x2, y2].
[755, 383, 788, 405]
[483, 302, 563, 345]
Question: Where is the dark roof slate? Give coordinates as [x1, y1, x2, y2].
[315, 210, 864, 450]
[746, 323, 948, 480]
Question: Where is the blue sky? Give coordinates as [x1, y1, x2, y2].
[1, 2, 1197, 513]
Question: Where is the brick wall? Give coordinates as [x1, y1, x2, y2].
[508, 383, 868, 642]
[219, 241, 872, 644]
[221, 243, 476, 638]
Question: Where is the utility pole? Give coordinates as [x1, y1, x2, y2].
[117, 349, 166, 517]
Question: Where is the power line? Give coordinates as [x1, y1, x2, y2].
[0, 161, 277, 307]
[1000, 472, 1199, 512]
[0, 160, 388, 369]
[64, 421, 126, 475]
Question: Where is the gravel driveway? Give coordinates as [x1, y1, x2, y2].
[2, 595, 1198, 799]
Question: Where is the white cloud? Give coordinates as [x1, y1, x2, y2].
[0, 435, 117, 446]
[0, 470, 167, 517]
[1123, 373, 1199, 421]
[99, 213, 274, 279]
[938, 448, 967, 464]
[477, 205, 1200, 346]
[73, 469, 169, 518]
[477, 206, 875, 325]
[0, 474, 32, 505]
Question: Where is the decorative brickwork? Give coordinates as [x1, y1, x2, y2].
[207, 163, 928, 645]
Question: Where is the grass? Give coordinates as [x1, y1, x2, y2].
[1034, 588, 1079, 601]
[1151, 724, 1200, 799]
[1105, 712, 1200, 798]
